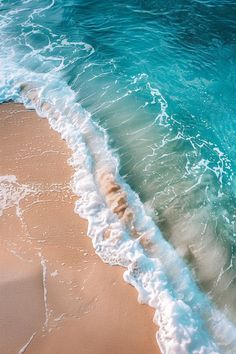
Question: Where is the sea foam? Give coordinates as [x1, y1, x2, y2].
[1, 1, 236, 351]
[0, 175, 39, 217]
[0, 66, 235, 353]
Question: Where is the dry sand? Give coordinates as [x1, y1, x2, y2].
[0, 103, 160, 354]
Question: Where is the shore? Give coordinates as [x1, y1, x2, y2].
[0, 103, 160, 354]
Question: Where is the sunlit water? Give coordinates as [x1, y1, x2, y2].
[0, 0, 236, 352]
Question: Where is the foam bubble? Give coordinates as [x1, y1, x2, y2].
[0, 10, 235, 350]
[0, 175, 39, 217]
[14, 82, 236, 353]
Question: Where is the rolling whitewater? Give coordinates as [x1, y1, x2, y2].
[0, 0, 236, 352]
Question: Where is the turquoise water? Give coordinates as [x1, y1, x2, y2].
[0, 0, 236, 352]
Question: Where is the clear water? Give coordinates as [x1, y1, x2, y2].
[0, 0, 236, 352]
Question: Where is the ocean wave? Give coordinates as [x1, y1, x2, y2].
[1, 1, 236, 352]
[0, 67, 235, 352]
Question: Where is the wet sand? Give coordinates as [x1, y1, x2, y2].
[0, 103, 160, 354]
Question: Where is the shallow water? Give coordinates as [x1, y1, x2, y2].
[0, 0, 236, 352]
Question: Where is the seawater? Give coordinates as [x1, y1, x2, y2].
[0, 0, 236, 352]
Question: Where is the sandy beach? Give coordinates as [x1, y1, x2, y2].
[0, 103, 160, 354]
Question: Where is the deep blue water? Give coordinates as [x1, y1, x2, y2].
[0, 0, 236, 351]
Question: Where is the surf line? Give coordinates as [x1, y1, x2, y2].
[20, 83, 157, 254]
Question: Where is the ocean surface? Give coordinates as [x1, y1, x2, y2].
[0, 0, 236, 352]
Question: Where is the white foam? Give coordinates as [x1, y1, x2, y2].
[18, 331, 36, 354]
[0, 56, 236, 354]
[0, 175, 39, 216]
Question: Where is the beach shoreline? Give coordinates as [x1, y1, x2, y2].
[0, 103, 160, 354]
